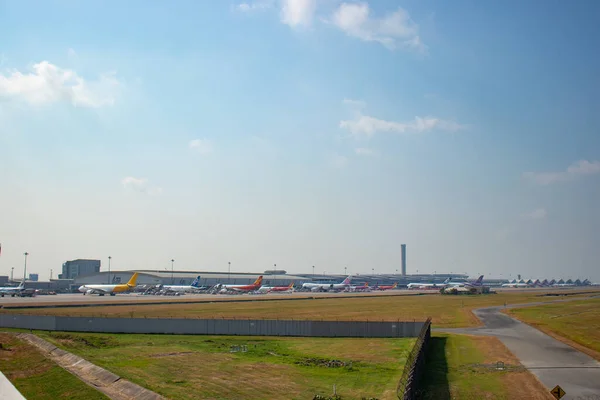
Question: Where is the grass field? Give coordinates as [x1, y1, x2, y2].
[7, 290, 599, 328]
[0, 333, 108, 400]
[508, 297, 600, 361]
[34, 331, 414, 400]
[419, 334, 552, 400]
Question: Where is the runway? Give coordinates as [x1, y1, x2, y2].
[440, 301, 600, 400]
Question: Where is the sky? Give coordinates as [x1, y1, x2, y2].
[1, 0, 599, 282]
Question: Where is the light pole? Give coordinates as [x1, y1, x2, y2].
[10, 267, 14, 281]
[344, 266, 347, 276]
[372, 267, 374, 276]
[171, 259, 175, 284]
[312, 265, 315, 277]
[273, 264, 276, 286]
[108, 256, 112, 284]
[228, 262, 231, 283]
[23, 252, 29, 283]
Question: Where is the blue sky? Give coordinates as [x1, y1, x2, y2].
[1, 0, 599, 281]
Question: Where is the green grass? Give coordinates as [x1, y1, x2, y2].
[508, 297, 600, 358]
[419, 334, 552, 400]
[419, 334, 505, 399]
[7, 289, 598, 328]
[0, 333, 108, 400]
[34, 331, 415, 400]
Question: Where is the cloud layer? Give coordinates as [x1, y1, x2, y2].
[523, 160, 600, 185]
[331, 2, 426, 52]
[189, 139, 213, 155]
[281, 0, 316, 27]
[121, 177, 162, 196]
[340, 114, 464, 138]
[0, 61, 119, 107]
[354, 147, 377, 156]
[523, 208, 547, 220]
[235, 1, 425, 52]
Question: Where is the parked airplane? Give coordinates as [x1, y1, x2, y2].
[0, 280, 25, 297]
[501, 282, 530, 288]
[257, 282, 294, 294]
[407, 278, 451, 290]
[448, 275, 484, 288]
[218, 276, 263, 293]
[347, 282, 370, 292]
[162, 276, 202, 293]
[375, 282, 398, 291]
[443, 275, 484, 294]
[78, 273, 139, 296]
[302, 276, 352, 292]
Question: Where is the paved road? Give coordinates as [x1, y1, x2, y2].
[440, 303, 600, 400]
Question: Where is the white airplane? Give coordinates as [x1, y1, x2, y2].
[257, 282, 295, 294]
[0, 280, 25, 297]
[78, 273, 139, 296]
[302, 276, 352, 292]
[501, 282, 531, 288]
[216, 276, 263, 293]
[162, 276, 202, 293]
[407, 278, 451, 290]
[443, 275, 485, 294]
[347, 282, 370, 292]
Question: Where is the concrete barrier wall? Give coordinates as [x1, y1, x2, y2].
[0, 315, 425, 338]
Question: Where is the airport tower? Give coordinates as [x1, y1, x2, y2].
[401, 244, 407, 276]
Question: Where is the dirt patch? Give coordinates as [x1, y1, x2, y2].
[499, 372, 554, 399]
[295, 357, 350, 368]
[49, 333, 118, 349]
[150, 351, 195, 358]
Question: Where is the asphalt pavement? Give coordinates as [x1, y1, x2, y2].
[440, 302, 600, 400]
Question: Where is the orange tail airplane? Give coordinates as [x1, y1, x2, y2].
[377, 282, 398, 291]
[220, 276, 263, 292]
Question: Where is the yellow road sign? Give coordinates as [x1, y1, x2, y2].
[550, 385, 566, 400]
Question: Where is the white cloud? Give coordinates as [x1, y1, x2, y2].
[189, 139, 213, 155]
[331, 2, 426, 52]
[522, 208, 547, 220]
[121, 177, 162, 196]
[0, 61, 118, 107]
[235, 1, 273, 12]
[342, 98, 366, 109]
[340, 114, 464, 138]
[354, 147, 377, 156]
[330, 153, 348, 168]
[523, 160, 600, 185]
[281, 0, 317, 27]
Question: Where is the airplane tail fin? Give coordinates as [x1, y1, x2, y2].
[127, 272, 139, 287]
[341, 276, 352, 285]
[392, 282, 397, 288]
[475, 275, 484, 284]
[288, 282, 294, 289]
[443, 278, 450, 284]
[191, 276, 201, 287]
[365, 282, 369, 287]
[254, 276, 263, 286]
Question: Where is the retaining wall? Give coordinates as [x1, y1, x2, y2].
[0, 315, 425, 337]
